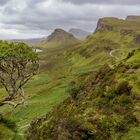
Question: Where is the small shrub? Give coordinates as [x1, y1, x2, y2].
[119, 95, 132, 105]
[115, 81, 131, 95]
[104, 86, 116, 99]
[67, 81, 82, 100]
[132, 63, 140, 69]
[0, 117, 17, 131]
[115, 119, 129, 132]
[106, 92, 116, 99]
[126, 50, 135, 60]
[124, 114, 137, 124]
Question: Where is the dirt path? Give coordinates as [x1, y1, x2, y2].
[109, 49, 122, 60]
[109, 48, 139, 61]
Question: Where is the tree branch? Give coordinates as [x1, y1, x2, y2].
[0, 89, 25, 108]
[1, 99, 24, 108]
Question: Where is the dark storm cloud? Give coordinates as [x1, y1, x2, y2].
[0, 0, 140, 39]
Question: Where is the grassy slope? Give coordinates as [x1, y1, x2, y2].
[0, 72, 69, 139]
[27, 18, 140, 139]
[0, 17, 140, 139]
[27, 49, 140, 140]
[0, 124, 16, 140]
[0, 31, 79, 139]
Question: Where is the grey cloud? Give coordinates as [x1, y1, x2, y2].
[62, 0, 140, 5]
[0, 0, 11, 6]
[0, 0, 140, 39]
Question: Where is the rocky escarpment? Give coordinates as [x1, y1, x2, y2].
[95, 16, 140, 45]
[134, 35, 140, 44]
[95, 17, 115, 32]
[120, 29, 134, 36]
[95, 16, 140, 33]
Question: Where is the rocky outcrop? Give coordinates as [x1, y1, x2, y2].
[120, 29, 134, 36]
[95, 18, 116, 32]
[134, 35, 140, 44]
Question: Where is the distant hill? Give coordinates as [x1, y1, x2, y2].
[39, 28, 79, 48]
[69, 28, 91, 40]
[95, 16, 140, 44]
[95, 16, 140, 33]
[9, 38, 45, 46]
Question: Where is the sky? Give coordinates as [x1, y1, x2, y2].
[0, 0, 140, 39]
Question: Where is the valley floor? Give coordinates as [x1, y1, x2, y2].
[0, 46, 138, 139]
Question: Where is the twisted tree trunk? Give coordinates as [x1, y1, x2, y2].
[0, 88, 25, 108]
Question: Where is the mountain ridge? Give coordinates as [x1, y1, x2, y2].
[69, 28, 91, 40]
[8, 37, 45, 46]
[38, 28, 79, 48]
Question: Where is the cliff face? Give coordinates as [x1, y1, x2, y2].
[125, 16, 140, 44]
[95, 17, 116, 32]
[95, 16, 140, 33]
[134, 35, 140, 44]
[95, 16, 140, 44]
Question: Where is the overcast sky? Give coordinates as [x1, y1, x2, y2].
[0, 0, 140, 39]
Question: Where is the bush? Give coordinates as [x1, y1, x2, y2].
[67, 81, 82, 100]
[1, 118, 17, 131]
[119, 95, 132, 105]
[104, 86, 116, 99]
[115, 81, 131, 95]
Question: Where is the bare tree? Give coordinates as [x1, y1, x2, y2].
[0, 41, 39, 108]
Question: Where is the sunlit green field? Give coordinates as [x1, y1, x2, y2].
[0, 73, 69, 139]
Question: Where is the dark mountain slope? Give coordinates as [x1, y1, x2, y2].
[69, 28, 91, 40]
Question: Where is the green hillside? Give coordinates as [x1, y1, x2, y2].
[96, 17, 140, 33]
[27, 17, 140, 140]
[27, 49, 140, 140]
[0, 16, 140, 140]
[38, 28, 79, 48]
